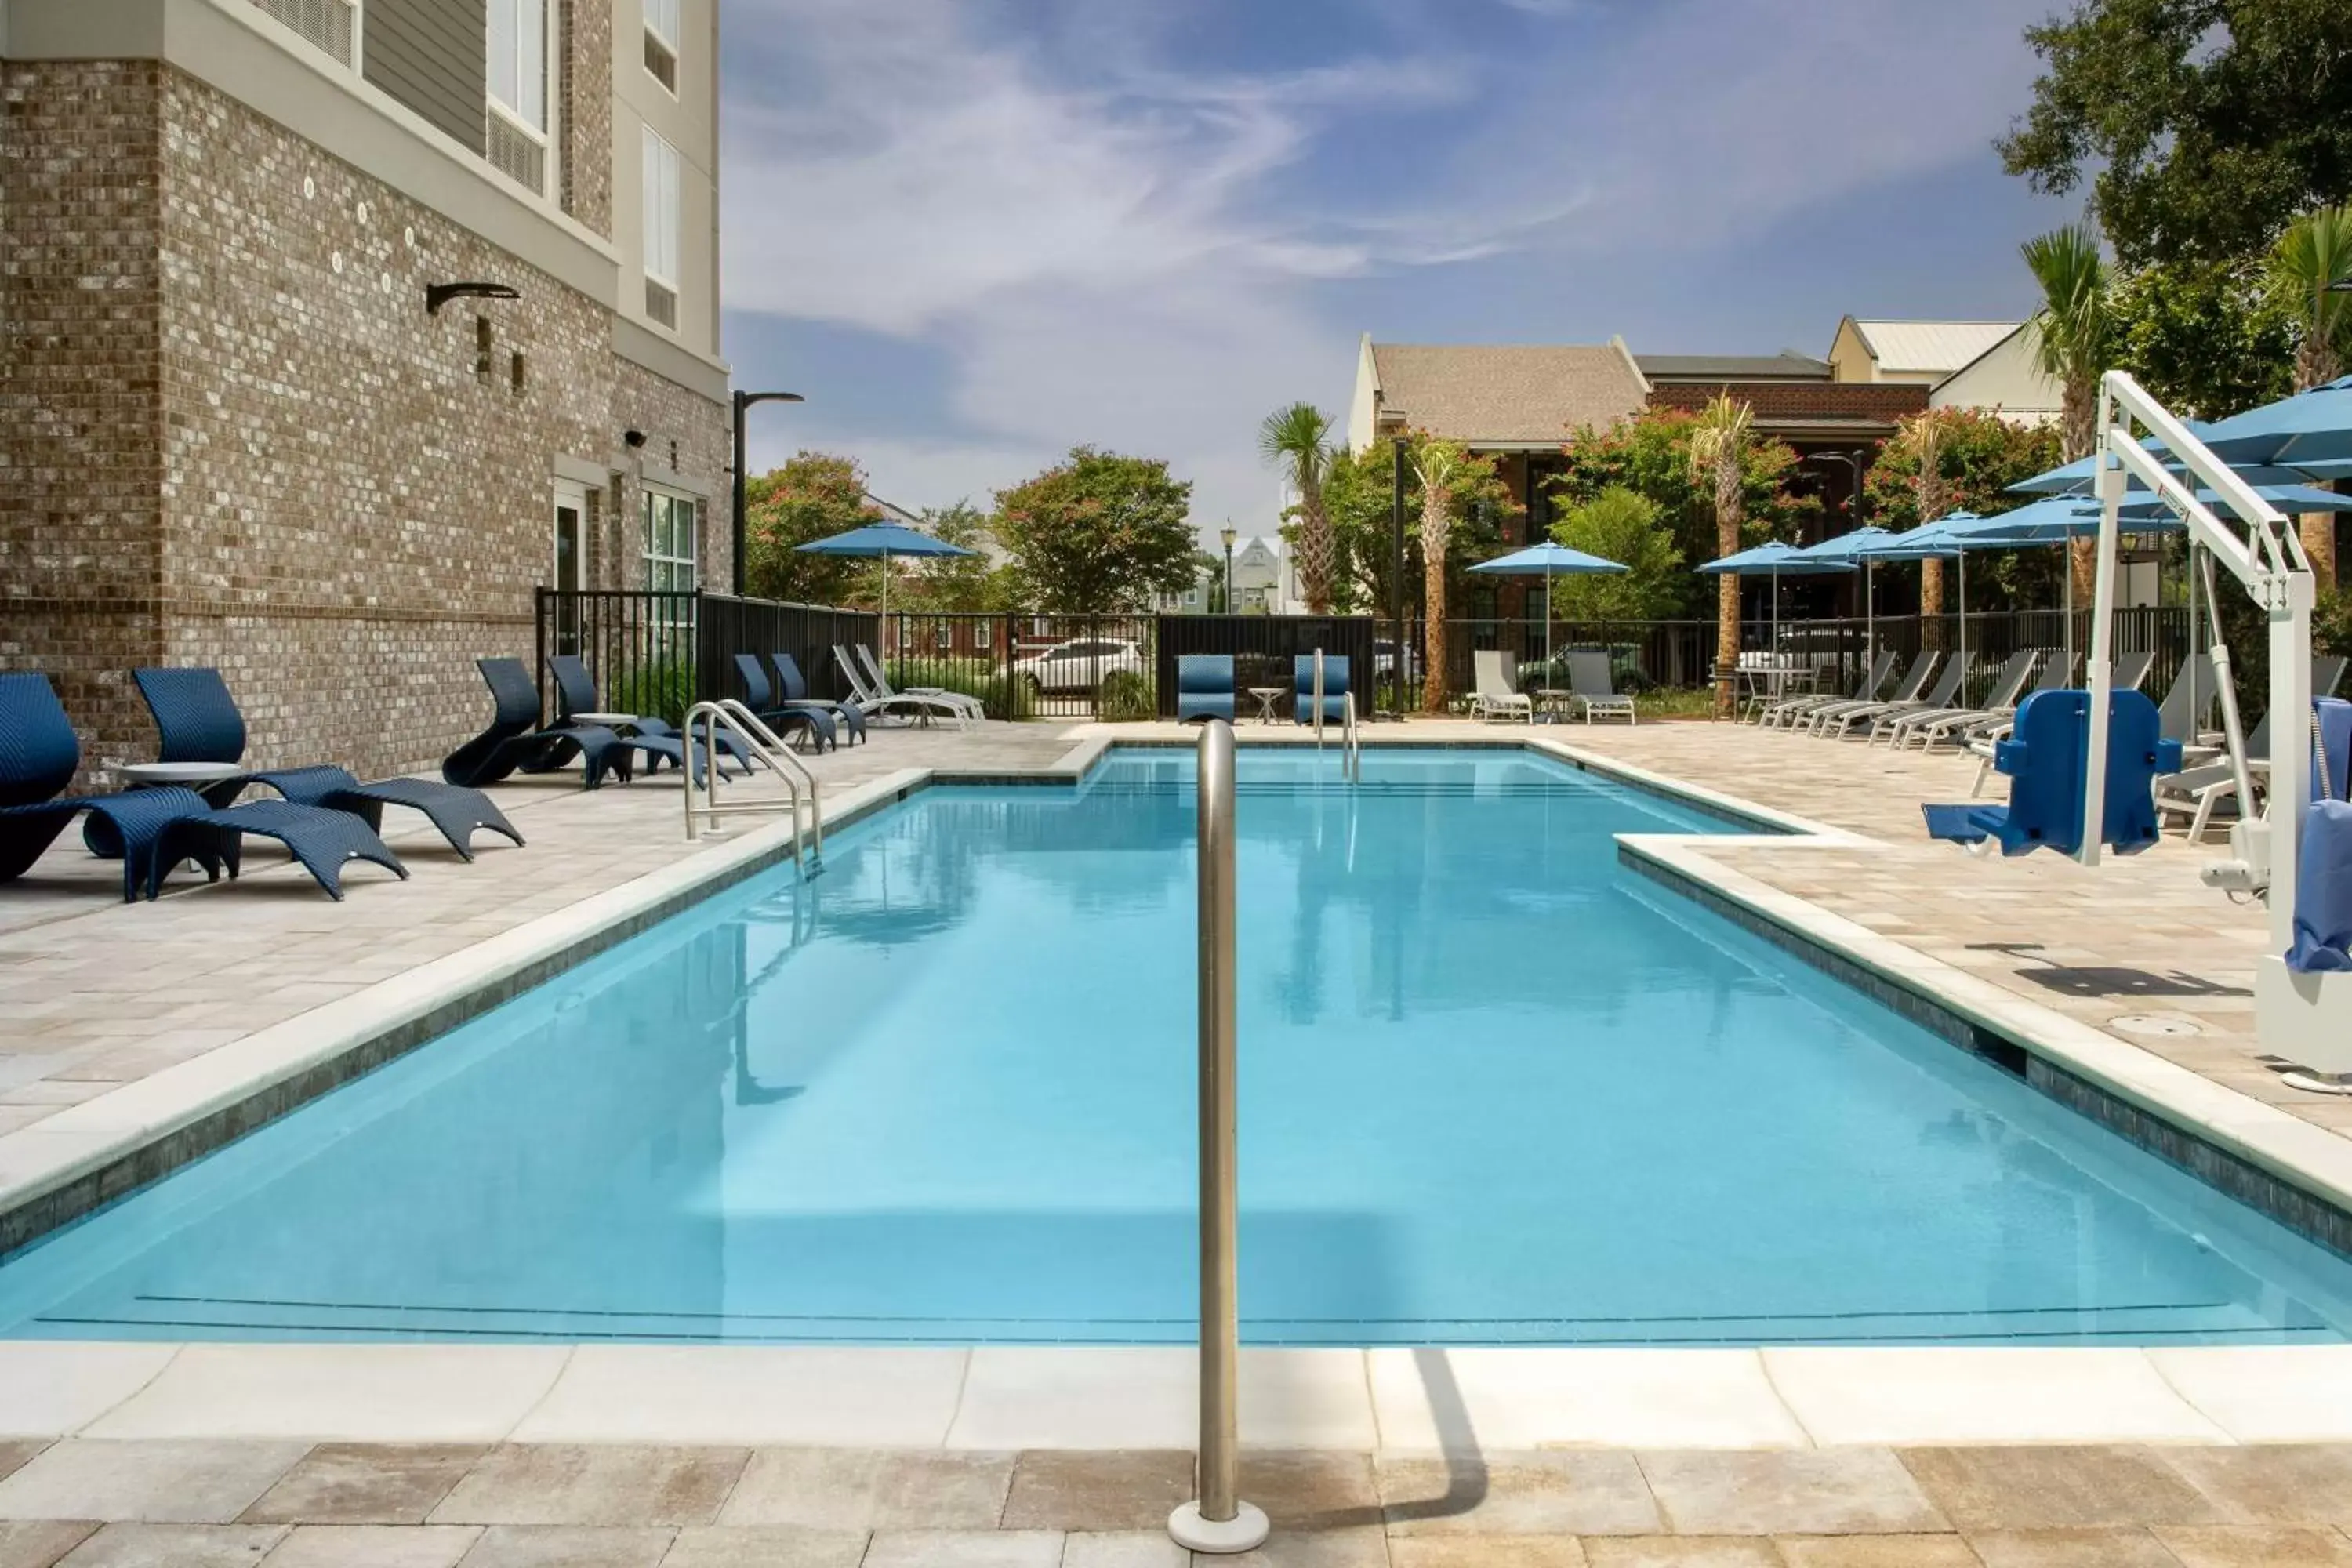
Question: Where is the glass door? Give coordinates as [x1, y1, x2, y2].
[554, 480, 588, 656]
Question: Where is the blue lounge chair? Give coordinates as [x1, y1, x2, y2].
[1922, 688, 2182, 858]
[132, 667, 524, 862]
[1176, 655, 1236, 723]
[1292, 655, 1352, 726]
[731, 654, 837, 752]
[443, 658, 634, 789]
[771, 652, 866, 746]
[0, 673, 398, 902]
[2290, 699, 2352, 972]
[546, 654, 746, 785]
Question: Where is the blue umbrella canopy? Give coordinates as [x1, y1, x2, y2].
[2198, 374, 2352, 467]
[793, 520, 978, 621]
[1468, 541, 1630, 575]
[1850, 511, 1980, 560]
[1693, 541, 1853, 575]
[793, 521, 979, 559]
[1789, 527, 1894, 564]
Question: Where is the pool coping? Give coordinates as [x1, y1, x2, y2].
[5, 729, 2352, 1451]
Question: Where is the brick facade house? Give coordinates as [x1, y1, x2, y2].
[1, 0, 732, 784]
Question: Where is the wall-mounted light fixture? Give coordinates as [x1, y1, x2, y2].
[623, 429, 648, 449]
[426, 281, 521, 315]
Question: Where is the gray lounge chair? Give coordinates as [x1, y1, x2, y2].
[1883, 649, 2039, 750]
[1567, 651, 1635, 725]
[1470, 651, 1533, 723]
[1803, 651, 1937, 735]
[1823, 656, 1966, 740]
[2154, 654, 2350, 840]
[1764, 649, 1895, 730]
[835, 644, 978, 729]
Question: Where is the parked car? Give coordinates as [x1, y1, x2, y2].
[1011, 637, 1146, 693]
[1374, 639, 1420, 681]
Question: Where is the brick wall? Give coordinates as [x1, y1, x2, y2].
[561, 0, 614, 238]
[1647, 380, 1929, 423]
[0, 61, 170, 771]
[1, 60, 726, 785]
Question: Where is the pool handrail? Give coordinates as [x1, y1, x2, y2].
[681, 699, 823, 876]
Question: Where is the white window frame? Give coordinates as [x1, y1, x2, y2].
[641, 486, 698, 590]
[487, 0, 554, 148]
[641, 125, 682, 328]
[643, 0, 681, 95]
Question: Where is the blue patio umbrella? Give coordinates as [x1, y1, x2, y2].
[794, 520, 978, 622]
[1694, 541, 1855, 656]
[2198, 374, 2352, 467]
[1853, 513, 1983, 677]
[1791, 527, 1896, 655]
[1467, 540, 1628, 675]
[2010, 440, 2352, 495]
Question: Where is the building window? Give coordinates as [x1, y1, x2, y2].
[642, 126, 681, 328]
[488, 0, 551, 194]
[641, 488, 697, 593]
[643, 0, 679, 93]
[251, 0, 361, 67]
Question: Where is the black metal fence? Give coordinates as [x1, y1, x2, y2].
[879, 613, 1156, 719]
[534, 589, 878, 723]
[1154, 615, 1377, 720]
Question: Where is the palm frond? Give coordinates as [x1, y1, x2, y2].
[2020, 224, 2115, 383]
[1258, 402, 1333, 483]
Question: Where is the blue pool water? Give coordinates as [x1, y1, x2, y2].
[4, 746, 2350, 1345]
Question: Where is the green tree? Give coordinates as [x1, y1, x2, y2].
[1547, 486, 1683, 622]
[2269, 204, 2352, 579]
[1318, 439, 1515, 618]
[1259, 403, 1337, 613]
[2022, 225, 2121, 464]
[2110, 256, 2297, 419]
[1998, 0, 2352, 269]
[1861, 408, 2065, 530]
[742, 451, 881, 604]
[898, 500, 1010, 614]
[993, 447, 1197, 612]
[1552, 408, 1818, 616]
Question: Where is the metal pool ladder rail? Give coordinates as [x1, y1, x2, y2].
[1308, 648, 1361, 783]
[1171, 719, 1269, 1555]
[681, 699, 824, 877]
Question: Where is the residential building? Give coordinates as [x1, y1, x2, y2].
[1928, 325, 2064, 426]
[2, 0, 732, 783]
[1162, 536, 1294, 614]
[1827, 318, 2021, 386]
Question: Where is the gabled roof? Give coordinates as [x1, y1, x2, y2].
[1846, 320, 2021, 376]
[1368, 341, 1649, 445]
[1635, 350, 1832, 383]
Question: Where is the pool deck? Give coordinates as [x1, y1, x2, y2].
[8, 715, 2352, 1512]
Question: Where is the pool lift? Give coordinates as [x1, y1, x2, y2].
[2072, 372, 2348, 1085]
[681, 698, 825, 879]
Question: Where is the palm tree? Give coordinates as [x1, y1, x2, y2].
[1411, 437, 1465, 713]
[1909, 409, 1951, 635]
[2270, 204, 2352, 582]
[1688, 394, 1754, 719]
[2022, 224, 2118, 597]
[1258, 403, 1336, 613]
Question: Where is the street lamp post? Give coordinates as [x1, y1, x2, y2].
[730, 390, 806, 595]
[1220, 524, 1238, 614]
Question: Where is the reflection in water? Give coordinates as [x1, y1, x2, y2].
[1, 749, 2348, 1345]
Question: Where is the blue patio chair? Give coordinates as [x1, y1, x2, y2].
[731, 654, 837, 752]
[1292, 655, 1352, 726]
[1176, 655, 1236, 723]
[443, 658, 633, 789]
[1922, 689, 2181, 858]
[133, 667, 524, 862]
[1, 673, 397, 902]
[771, 652, 866, 746]
[548, 654, 747, 785]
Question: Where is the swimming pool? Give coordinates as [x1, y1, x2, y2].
[3, 745, 2349, 1345]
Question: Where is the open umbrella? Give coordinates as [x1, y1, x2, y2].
[1467, 540, 1629, 680]
[793, 520, 979, 626]
[1695, 542, 1855, 695]
[1791, 526, 1895, 665]
[1852, 514, 1980, 683]
[2198, 374, 2352, 467]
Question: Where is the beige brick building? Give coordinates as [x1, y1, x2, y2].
[1, 0, 732, 782]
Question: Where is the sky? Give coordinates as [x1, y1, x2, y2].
[717, 0, 2081, 543]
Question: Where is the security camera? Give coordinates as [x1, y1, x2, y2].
[623, 430, 648, 448]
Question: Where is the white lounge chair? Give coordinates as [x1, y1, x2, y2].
[853, 644, 985, 720]
[834, 644, 979, 730]
[1763, 649, 1894, 730]
[1883, 650, 2040, 750]
[1471, 650, 1534, 723]
[1802, 651, 1937, 735]
[1566, 650, 1635, 725]
[2153, 655, 2348, 838]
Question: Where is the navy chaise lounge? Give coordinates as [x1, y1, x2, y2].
[443, 657, 634, 789]
[547, 654, 749, 785]
[771, 653, 866, 746]
[731, 654, 837, 752]
[134, 667, 524, 862]
[0, 672, 401, 902]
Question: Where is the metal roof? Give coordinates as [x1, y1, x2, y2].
[1849, 321, 2022, 375]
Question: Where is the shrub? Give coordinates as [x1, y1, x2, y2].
[1097, 670, 1157, 722]
[888, 661, 1036, 720]
[2320, 588, 2352, 662]
[607, 658, 695, 727]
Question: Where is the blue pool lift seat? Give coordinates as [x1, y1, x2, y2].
[1292, 655, 1352, 726]
[2288, 698, 2352, 973]
[132, 666, 524, 862]
[1922, 688, 2182, 858]
[1175, 655, 1236, 723]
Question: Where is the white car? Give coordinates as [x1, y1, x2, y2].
[1011, 637, 1145, 694]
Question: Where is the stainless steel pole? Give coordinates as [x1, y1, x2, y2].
[1169, 719, 1269, 1555]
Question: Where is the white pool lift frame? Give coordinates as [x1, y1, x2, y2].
[2078, 370, 2352, 1078]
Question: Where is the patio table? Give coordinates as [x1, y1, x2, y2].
[1247, 686, 1287, 724]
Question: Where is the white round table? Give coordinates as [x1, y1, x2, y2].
[568, 712, 639, 728]
[120, 761, 246, 786]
